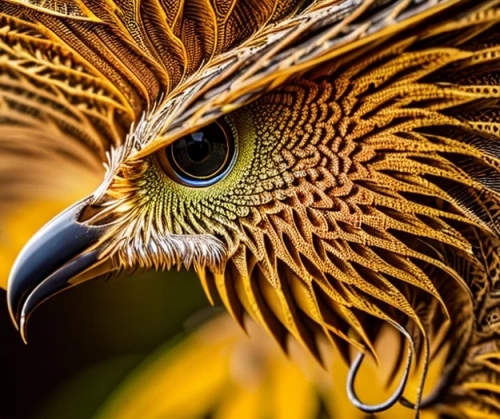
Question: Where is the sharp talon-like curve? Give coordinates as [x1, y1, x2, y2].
[347, 323, 414, 414]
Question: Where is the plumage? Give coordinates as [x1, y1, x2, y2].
[1, 0, 500, 417]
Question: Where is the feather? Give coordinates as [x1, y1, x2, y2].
[2, 1, 500, 416]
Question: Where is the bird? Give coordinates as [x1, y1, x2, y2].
[1, 0, 499, 417]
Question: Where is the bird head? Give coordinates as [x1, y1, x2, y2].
[4, 0, 500, 414]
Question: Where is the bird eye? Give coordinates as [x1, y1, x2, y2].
[156, 119, 236, 187]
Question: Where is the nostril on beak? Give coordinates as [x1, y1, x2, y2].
[78, 204, 104, 222]
[78, 203, 116, 226]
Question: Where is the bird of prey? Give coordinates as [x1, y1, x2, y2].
[1, 0, 500, 417]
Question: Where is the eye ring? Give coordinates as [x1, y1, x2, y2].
[156, 118, 237, 187]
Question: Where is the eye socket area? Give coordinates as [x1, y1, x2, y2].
[156, 118, 237, 187]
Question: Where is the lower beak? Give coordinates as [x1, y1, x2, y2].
[7, 196, 111, 342]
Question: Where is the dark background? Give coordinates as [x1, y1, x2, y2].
[0, 270, 211, 418]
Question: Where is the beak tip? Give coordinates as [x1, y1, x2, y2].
[20, 316, 28, 344]
[5, 195, 107, 340]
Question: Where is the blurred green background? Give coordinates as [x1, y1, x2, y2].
[1, 270, 212, 418]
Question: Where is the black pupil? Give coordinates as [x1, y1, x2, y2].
[168, 122, 230, 180]
[187, 135, 212, 163]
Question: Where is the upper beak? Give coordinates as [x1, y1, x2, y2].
[7, 196, 112, 342]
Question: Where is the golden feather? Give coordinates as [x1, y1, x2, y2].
[1, 0, 500, 417]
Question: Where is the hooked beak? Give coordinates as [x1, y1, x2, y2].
[7, 196, 112, 343]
